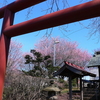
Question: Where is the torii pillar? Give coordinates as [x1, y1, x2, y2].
[0, 9, 14, 100]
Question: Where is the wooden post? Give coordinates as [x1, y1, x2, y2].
[98, 66, 100, 88]
[80, 76, 83, 100]
[69, 76, 72, 100]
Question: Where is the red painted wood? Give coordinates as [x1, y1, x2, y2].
[0, 9, 14, 100]
[3, 0, 100, 37]
[0, 0, 46, 18]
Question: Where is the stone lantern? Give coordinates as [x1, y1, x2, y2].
[43, 80, 60, 100]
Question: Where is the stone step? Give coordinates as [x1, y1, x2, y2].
[83, 94, 100, 100]
[72, 96, 80, 99]
[84, 89, 97, 92]
[84, 94, 95, 97]
[84, 92, 99, 94]
[84, 96, 98, 100]
[83, 87, 100, 100]
[84, 92, 98, 95]
[84, 88, 98, 90]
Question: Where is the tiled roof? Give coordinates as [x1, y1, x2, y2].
[65, 61, 84, 71]
[87, 54, 100, 67]
[53, 61, 96, 78]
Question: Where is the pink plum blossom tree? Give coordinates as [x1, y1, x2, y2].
[7, 40, 23, 71]
[34, 37, 91, 67]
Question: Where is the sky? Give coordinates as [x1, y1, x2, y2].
[0, 0, 100, 55]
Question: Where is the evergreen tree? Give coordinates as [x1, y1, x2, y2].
[23, 50, 59, 78]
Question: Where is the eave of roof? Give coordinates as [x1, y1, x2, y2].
[87, 55, 100, 67]
[53, 61, 96, 78]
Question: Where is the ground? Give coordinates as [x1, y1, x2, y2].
[58, 93, 80, 100]
[58, 93, 69, 100]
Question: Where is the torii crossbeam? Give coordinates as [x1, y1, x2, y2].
[0, 0, 100, 99]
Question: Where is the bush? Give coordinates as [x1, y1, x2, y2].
[3, 71, 50, 100]
[64, 83, 69, 89]
[58, 78, 65, 83]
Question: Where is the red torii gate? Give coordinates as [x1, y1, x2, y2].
[0, 0, 100, 99]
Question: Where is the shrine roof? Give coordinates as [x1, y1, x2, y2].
[87, 52, 100, 67]
[53, 61, 96, 79]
